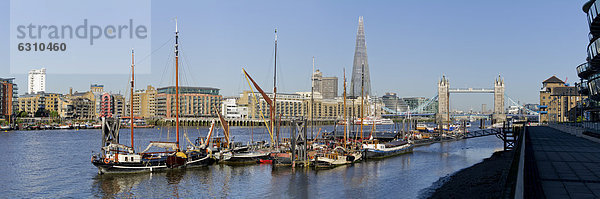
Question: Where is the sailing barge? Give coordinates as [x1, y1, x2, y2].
[91, 20, 215, 174]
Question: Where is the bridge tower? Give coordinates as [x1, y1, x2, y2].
[436, 75, 449, 124]
[493, 75, 506, 123]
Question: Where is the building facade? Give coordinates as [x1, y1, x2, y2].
[100, 93, 114, 118]
[71, 97, 95, 120]
[237, 90, 364, 120]
[18, 92, 60, 117]
[579, 1, 600, 121]
[28, 68, 46, 94]
[381, 92, 408, 113]
[133, 85, 157, 118]
[539, 76, 586, 123]
[58, 92, 97, 121]
[0, 78, 18, 120]
[90, 84, 104, 93]
[350, 16, 371, 97]
[221, 97, 249, 119]
[312, 70, 338, 99]
[155, 86, 222, 118]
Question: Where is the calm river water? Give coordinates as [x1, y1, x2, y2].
[0, 125, 503, 198]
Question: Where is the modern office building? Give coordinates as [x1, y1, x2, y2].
[27, 68, 46, 94]
[401, 97, 438, 114]
[579, 1, 600, 121]
[221, 97, 248, 119]
[350, 16, 371, 97]
[381, 92, 408, 113]
[0, 78, 18, 120]
[312, 69, 338, 99]
[155, 86, 222, 118]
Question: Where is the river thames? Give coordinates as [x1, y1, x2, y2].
[0, 125, 503, 198]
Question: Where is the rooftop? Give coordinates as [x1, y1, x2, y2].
[543, 76, 565, 84]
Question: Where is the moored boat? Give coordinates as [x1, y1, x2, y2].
[91, 21, 215, 174]
[362, 140, 413, 159]
[312, 146, 362, 168]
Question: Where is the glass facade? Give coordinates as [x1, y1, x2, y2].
[580, 1, 600, 120]
[586, 0, 600, 27]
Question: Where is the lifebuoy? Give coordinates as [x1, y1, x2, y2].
[104, 158, 111, 164]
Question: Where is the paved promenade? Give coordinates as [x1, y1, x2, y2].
[528, 126, 600, 198]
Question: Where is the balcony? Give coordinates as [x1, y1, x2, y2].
[577, 62, 595, 79]
[588, 37, 600, 67]
[585, 0, 600, 36]
[578, 81, 591, 95]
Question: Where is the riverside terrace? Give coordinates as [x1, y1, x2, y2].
[435, 123, 600, 198]
[523, 124, 600, 198]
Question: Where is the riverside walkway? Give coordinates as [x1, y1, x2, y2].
[526, 126, 600, 198]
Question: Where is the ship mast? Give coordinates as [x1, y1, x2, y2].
[343, 68, 347, 148]
[311, 57, 314, 140]
[130, 49, 135, 151]
[273, 28, 278, 146]
[175, 18, 180, 149]
[360, 62, 364, 140]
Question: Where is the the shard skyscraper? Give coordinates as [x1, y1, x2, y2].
[351, 16, 371, 97]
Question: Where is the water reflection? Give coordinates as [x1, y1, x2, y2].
[93, 173, 150, 198]
[0, 128, 502, 198]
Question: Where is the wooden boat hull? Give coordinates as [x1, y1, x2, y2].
[410, 138, 435, 147]
[219, 152, 270, 165]
[92, 154, 215, 174]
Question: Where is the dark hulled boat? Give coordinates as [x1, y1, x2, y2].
[91, 20, 215, 174]
[362, 140, 413, 159]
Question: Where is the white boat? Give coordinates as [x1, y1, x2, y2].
[58, 125, 71, 129]
[354, 116, 394, 125]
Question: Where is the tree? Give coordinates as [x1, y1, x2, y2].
[18, 111, 28, 118]
[50, 111, 59, 119]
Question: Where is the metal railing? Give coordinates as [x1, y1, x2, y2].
[550, 121, 600, 131]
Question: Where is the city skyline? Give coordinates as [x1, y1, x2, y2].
[0, 1, 590, 111]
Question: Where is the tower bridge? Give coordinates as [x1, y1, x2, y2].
[437, 75, 505, 125]
[381, 76, 539, 122]
[448, 88, 494, 93]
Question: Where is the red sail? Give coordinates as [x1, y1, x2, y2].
[243, 69, 273, 107]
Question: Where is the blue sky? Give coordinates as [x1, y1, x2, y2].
[0, 0, 591, 111]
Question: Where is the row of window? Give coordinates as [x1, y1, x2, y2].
[588, 0, 600, 26]
[589, 38, 600, 61]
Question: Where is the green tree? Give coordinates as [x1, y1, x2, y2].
[50, 111, 59, 119]
[18, 111, 28, 117]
